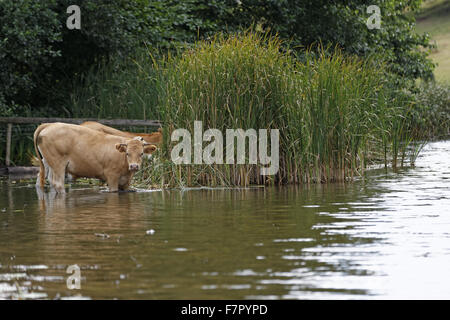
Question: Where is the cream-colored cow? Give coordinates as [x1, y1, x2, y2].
[34, 123, 157, 193]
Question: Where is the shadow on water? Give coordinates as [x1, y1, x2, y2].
[0, 140, 449, 299]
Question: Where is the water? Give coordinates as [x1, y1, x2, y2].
[0, 140, 449, 299]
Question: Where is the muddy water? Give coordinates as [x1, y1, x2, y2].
[0, 140, 449, 299]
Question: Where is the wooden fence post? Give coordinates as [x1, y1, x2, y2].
[5, 123, 12, 166]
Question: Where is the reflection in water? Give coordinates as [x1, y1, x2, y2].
[0, 140, 449, 299]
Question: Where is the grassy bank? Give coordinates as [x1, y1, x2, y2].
[416, 0, 450, 82]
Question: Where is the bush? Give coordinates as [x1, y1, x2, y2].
[415, 82, 450, 138]
[0, 0, 183, 116]
[0, 0, 61, 114]
[218, 0, 435, 81]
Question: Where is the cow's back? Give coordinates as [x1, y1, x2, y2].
[81, 121, 162, 145]
[81, 121, 134, 138]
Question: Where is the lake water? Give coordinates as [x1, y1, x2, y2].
[0, 140, 449, 299]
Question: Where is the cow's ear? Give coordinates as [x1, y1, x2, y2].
[115, 143, 127, 153]
[143, 144, 157, 154]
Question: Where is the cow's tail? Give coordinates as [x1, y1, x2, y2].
[34, 124, 49, 189]
[30, 155, 40, 167]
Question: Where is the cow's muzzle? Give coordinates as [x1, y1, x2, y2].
[129, 164, 140, 171]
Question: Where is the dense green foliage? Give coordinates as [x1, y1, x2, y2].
[219, 0, 435, 81]
[415, 81, 450, 137]
[0, 0, 61, 116]
[0, 0, 199, 116]
[0, 0, 436, 117]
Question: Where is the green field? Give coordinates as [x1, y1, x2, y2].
[416, 0, 450, 82]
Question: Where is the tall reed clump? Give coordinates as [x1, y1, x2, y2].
[136, 31, 422, 188]
[285, 51, 389, 183]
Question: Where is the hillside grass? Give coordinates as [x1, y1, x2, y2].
[416, 0, 450, 82]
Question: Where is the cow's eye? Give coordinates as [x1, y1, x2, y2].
[126, 153, 129, 156]
[140, 153, 144, 157]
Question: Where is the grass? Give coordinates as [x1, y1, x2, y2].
[68, 51, 160, 120]
[134, 31, 424, 188]
[416, 0, 450, 82]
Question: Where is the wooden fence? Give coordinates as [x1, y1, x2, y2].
[0, 117, 161, 166]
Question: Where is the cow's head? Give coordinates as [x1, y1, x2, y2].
[115, 138, 157, 172]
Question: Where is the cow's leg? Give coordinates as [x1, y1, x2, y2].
[35, 156, 51, 188]
[106, 175, 120, 192]
[36, 172, 43, 188]
[51, 171, 65, 193]
[44, 158, 52, 184]
[49, 162, 66, 194]
[118, 175, 132, 191]
[119, 183, 129, 191]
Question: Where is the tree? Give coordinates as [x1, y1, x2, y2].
[0, 0, 61, 115]
[0, 0, 167, 116]
[219, 0, 434, 81]
[0, 0, 435, 117]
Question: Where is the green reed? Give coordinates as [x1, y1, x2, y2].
[135, 31, 423, 187]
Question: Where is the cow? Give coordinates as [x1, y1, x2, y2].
[80, 121, 162, 145]
[32, 122, 162, 182]
[32, 121, 162, 177]
[34, 122, 157, 193]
